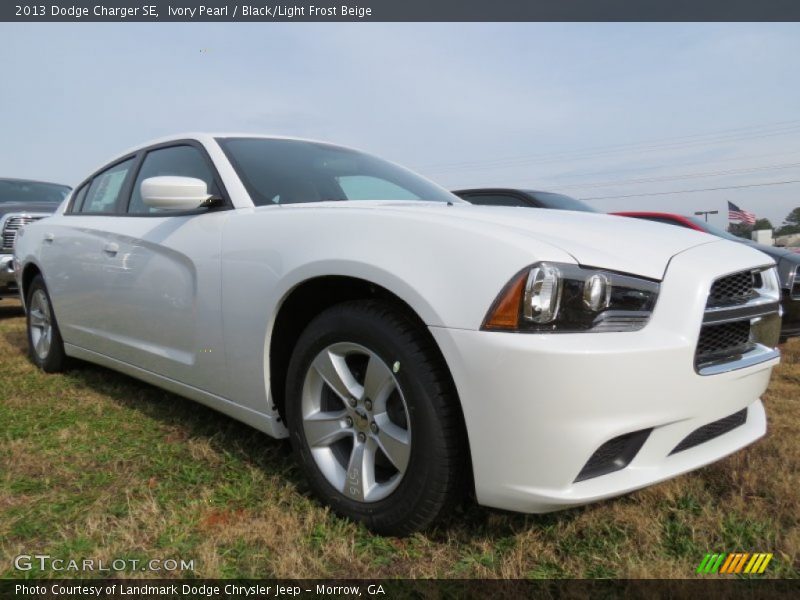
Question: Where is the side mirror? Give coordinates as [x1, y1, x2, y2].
[140, 176, 212, 210]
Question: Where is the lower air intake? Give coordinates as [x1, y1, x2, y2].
[574, 429, 652, 482]
[670, 409, 748, 455]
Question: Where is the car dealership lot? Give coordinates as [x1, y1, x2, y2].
[0, 303, 797, 578]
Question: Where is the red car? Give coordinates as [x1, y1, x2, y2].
[614, 211, 800, 341]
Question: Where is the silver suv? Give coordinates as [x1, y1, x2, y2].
[0, 178, 71, 299]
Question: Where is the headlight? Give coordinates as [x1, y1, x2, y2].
[482, 262, 660, 333]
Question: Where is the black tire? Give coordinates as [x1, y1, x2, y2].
[285, 300, 467, 535]
[26, 274, 67, 372]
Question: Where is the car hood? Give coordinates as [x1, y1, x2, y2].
[0, 201, 59, 218]
[280, 201, 732, 280]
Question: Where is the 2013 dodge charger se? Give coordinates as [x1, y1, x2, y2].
[14, 134, 783, 534]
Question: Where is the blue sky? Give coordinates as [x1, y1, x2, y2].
[2, 22, 800, 229]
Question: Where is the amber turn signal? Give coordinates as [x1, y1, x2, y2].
[482, 271, 527, 330]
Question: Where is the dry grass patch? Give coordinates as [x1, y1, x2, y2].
[0, 302, 797, 578]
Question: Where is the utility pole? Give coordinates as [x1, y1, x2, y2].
[694, 210, 718, 222]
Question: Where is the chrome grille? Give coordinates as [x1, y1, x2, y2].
[707, 270, 756, 307]
[696, 321, 751, 364]
[1, 215, 45, 252]
[695, 267, 781, 373]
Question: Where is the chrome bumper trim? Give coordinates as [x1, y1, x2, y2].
[697, 344, 780, 376]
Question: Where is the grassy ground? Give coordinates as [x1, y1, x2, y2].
[0, 301, 798, 579]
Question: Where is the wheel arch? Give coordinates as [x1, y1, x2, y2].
[20, 261, 43, 309]
[268, 275, 471, 473]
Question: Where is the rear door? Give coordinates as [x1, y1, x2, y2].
[42, 156, 138, 351]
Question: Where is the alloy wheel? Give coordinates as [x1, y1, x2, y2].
[301, 342, 412, 503]
[29, 289, 53, 360]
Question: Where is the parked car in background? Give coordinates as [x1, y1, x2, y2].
[614, 211, 800, 341]
[14, 134, 783, 534]
[453, 188, 595, 211]
[0, 178, 71, 299]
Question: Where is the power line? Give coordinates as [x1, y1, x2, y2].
[424, 119, 800, 170]
[418, 119, 800, 174]
[555, 160, 800, 190]
[428, 125, 800, 174]
[581, 179, 800, 201]
[447, 148, 800, 190]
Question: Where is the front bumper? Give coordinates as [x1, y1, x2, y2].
[431, 243, 779, 513]
[780, 289, 800, 340]
[0, 254, 19, 298]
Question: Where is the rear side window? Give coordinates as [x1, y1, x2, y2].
[70, 184, 88, 212]
[128, 145, 218, 214]
[462, 193, 529, 207]
[80, 159, 135, 214]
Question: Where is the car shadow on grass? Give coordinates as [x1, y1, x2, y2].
[3, 324, 583, 539]
[0, 302, 24, 320]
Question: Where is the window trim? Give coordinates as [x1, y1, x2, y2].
[65, 139, 233, 218]
[66, 154, 139, 216]
[69, 183, 89, 213]
[123, 139, 233, 217]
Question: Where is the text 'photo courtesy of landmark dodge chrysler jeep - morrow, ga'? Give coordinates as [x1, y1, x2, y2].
[14, 134, 782, 535]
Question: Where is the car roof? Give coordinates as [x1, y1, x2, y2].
[117, 132, 356, 157]
[93, 133, 366, 180]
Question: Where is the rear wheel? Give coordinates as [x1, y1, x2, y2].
[26, 275, 67, 372]
[285, 300, 466, 535]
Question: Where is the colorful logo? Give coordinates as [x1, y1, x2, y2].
[696, 552, 773, 574]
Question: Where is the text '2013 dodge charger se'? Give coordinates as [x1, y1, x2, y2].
[14, 134, 782, 534]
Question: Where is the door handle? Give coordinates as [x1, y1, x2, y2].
[103, 242, 119, 256]
[44, 233, 55, 243]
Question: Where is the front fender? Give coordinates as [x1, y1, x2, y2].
[218, 206, 574, 412]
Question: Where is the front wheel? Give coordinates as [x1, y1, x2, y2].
[285, 300, 466, 535]
[26, 274, 67, 372]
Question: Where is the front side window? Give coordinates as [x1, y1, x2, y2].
[217, 137, 459, 206]
[128, 145, 219, 214]
[80, 158, 135, 214]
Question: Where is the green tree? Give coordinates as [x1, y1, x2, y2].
[729, 218, 773, 239]
[784, 207, 800, 226]
[752, 218, 773, 231]
[727, 222, 753, 239]
[776, 207, 800, 236]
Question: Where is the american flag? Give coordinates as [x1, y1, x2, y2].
[728, 201, 756, 225]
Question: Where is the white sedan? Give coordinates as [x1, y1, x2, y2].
[14, 134, 782, 534]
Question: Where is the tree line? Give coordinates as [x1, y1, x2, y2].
[728, 206, 800, 239]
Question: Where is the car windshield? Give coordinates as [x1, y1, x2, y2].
[0, 180, 71, 204]
[686, 216, 743, 241]
[218, 137, 460, 206]
[526, 191, 594, 212]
